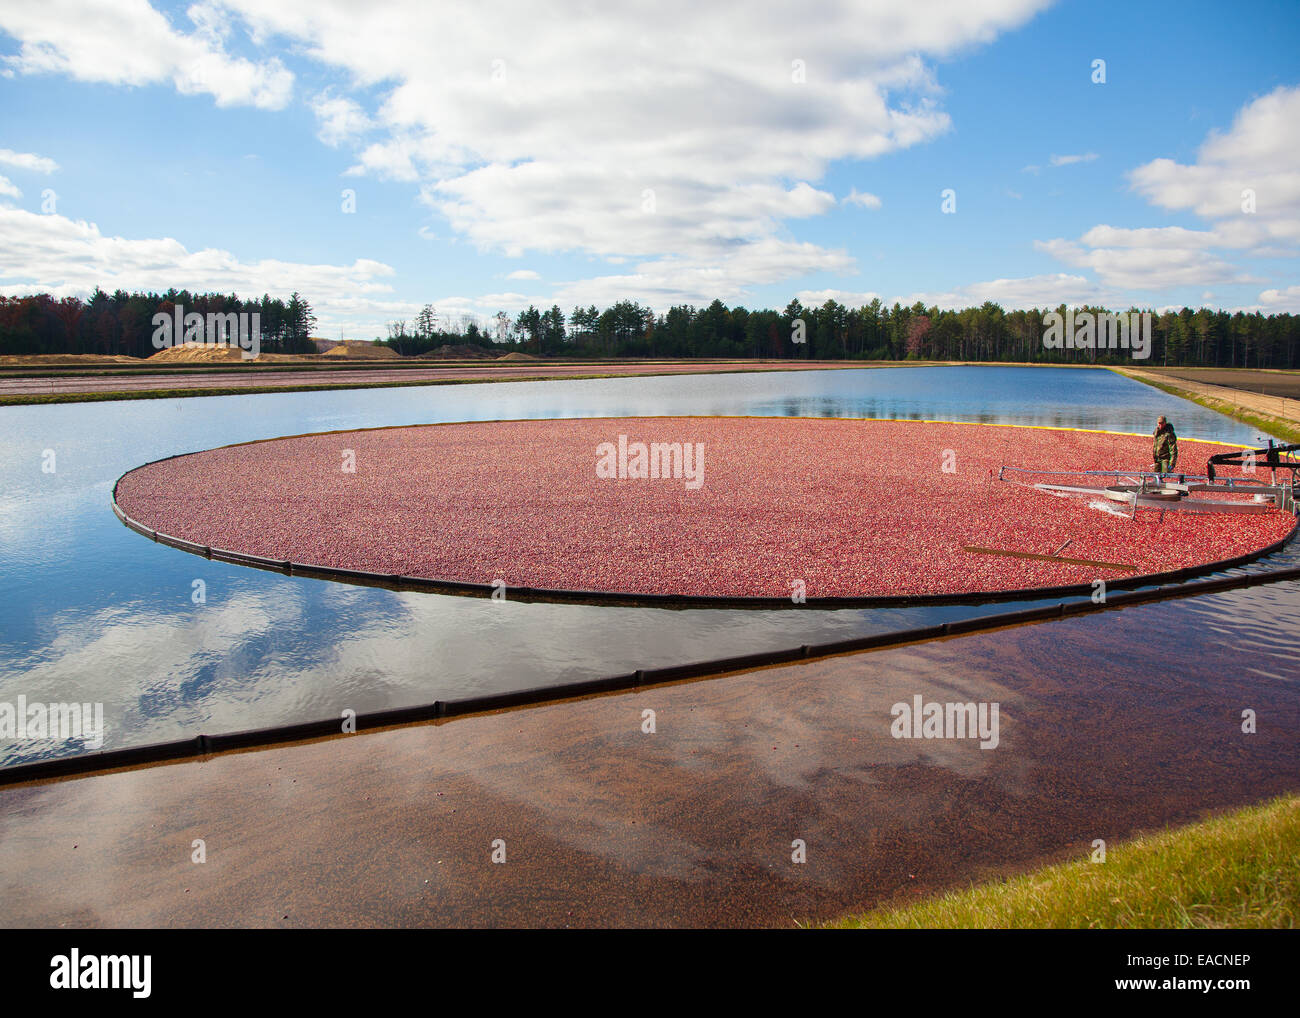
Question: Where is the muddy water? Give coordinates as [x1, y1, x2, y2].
[0, 581, 1294, 927]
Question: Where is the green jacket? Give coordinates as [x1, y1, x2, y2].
[1153, 426, 1178, 467]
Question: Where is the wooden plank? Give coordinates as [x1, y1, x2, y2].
[961, 546, 1136, 571]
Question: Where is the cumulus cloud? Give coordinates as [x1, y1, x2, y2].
[2, 0, 1074, 317]
[0, 207, 405, 335]
[0, 175, 20, 200]
[1034, 236, 1250, 290]
[505, 269, 540, 280]
[1129, 86, 1300, 229]
[0, 0, 293, 109]
[310, 91, 374, 147]
[1038, 85, 1300, 292]
[1250, 284, 1300, 312]
[210, 0, 1047, 299]
[0, 149, 59, 174]
[551, 238, 855, 311]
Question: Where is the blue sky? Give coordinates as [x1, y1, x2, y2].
[1, 0, 1298, 339]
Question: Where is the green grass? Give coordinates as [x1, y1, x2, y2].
[828, 794, 1300, 928]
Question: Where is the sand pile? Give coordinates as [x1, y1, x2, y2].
[0, 354, 141, 365]
[323, 343, 400, 359]
[146, 344, 251, 363]
[497, 351, 540, 361]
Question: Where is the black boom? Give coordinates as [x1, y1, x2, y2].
[1206, 440, 1300, 482]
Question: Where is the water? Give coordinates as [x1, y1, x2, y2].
[1, 365, 1293, 764]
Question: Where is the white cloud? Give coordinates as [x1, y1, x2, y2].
[0, 0, 293, 109]
[843, 188, 883, 210]
[0, 148, 59, 174]
[0, 175, 20, 200]
[505, 269, 540, 280]
[891, 273, 1112, 310]
[310, 91, 374, 147]
[427, 169, 840, 262]
[1129, 86, 1300, 227]
[0, 207, 405, 336]
[1038, 86, 1300, 293]
[1049, 152, 1097, 167]
[1034, 237, 1249, 290]
[796, 289, 884, 308]
[3, 1, 1083, 320]
[1024, 152, 1098, 174]
[209, 0, 1048, 296]
[550, 238, 855, 311]
[1252, 284, 1300, 312]
[1077, 224, 1219, 249]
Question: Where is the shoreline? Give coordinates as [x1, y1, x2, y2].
[0, 357, 1204, 406]
[829, 793, 1299, 929]
[1110, 366, 1300, 443]
[2, 356, 1297, 414]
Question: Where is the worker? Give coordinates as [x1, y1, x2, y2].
[1153, 416, 1178, 475]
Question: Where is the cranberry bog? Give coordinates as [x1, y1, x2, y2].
[110, 416, 1298, 606]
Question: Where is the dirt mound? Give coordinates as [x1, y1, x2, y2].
[146, 344, 251, 363]
[323, 343, 400, 359]
[418, 345, 496, 360]
[497, 351, 540, 361]
[144, 345, 317, 364]
[0, 354, 142, 365]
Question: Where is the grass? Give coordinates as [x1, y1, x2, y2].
[827, 794, 1300, 928]
[1111, 369, 1300, 445]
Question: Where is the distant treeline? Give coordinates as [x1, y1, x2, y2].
[387, 298, 1300, 368]
[0, 289, 318, 356]
[5, 289, 1299, 368]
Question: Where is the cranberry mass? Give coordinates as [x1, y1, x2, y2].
[113, 417, 1296, 599]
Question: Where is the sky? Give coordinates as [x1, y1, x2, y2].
[1, 0, 1298, 340]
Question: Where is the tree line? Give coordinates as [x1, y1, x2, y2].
[0, 289, 318, 357]
[4, 288, 1298, 369]
[388, 298, 1300, 369]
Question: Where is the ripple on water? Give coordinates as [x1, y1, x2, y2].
[1177, 579, 1300, 685]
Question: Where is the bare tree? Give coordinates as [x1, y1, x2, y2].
[387, 319, 409, 355]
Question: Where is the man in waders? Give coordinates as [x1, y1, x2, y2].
[1153, 416, 1178, 475]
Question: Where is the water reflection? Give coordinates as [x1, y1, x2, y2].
[0, 365, 1293, 764]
